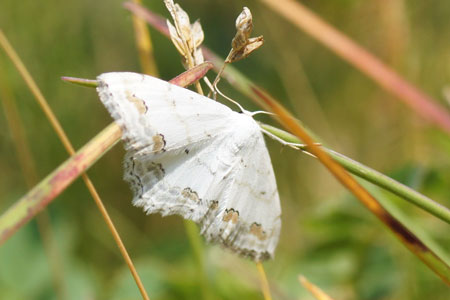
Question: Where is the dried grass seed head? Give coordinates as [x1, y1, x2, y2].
[164, 0, 205, 67]
[232, 7, 253, 51]
[227, 7, 264, 63]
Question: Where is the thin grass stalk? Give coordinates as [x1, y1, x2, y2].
[298, 275, 335, 300]
[259, 0, 450, 134]
[256, 262, 272, 300]
[0, 30, 150, 300]
[0, 67, 68, 299]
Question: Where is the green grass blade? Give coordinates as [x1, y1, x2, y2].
[261, 124, 450, 225]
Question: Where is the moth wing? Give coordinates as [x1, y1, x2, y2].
[96, 72, 281, 261]
[124, 112, 281, 261]
[97, 72, 234, 155]
[201, 124, 281, 261]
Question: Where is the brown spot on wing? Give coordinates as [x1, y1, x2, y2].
[210, 200, 218, 210]
[223, 208, 239, 224]
[145, 162, 165, 179]
[152, 134, 166, 152]
[181, 187, 200, 202]
[125, 91, 147, 114]
[250, 223, 267, 241]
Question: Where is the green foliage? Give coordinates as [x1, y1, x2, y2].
[0, 0, 449, 299]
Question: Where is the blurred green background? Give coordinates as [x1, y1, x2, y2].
[1, 0, 449, 299]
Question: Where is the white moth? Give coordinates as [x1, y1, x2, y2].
[96, 72, 281, 261]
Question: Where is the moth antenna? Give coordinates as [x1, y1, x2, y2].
[251, 110, 276, 117]
[214, 80, 247, 113]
